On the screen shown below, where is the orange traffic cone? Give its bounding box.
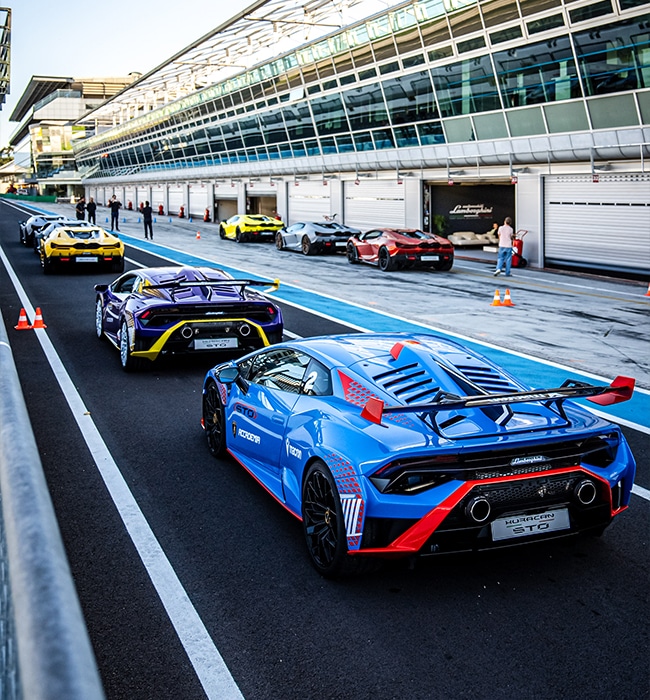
[196,231,201,240]
[645,283,650,297]
[502,289,515,307]
[32,307,47,329]
[14,308,32,330]
[490,290,502,306]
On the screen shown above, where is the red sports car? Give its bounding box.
[346,228,454,272]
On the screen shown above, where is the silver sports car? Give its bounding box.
[275,220,361,255]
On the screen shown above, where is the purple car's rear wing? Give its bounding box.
[145,278,280,292]
[360,376,635,425]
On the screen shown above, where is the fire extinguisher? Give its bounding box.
[158,204,164,215]
[203,208,210,222]
[179,206,185,218]
[127,201,133,210]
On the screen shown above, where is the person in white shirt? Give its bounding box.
[493,216,514,276]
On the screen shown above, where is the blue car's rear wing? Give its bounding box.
[360,376,635,425]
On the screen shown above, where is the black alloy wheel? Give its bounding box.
[346,242,359,264]
[275,232,284,250]
[219,225,226,239]
[235,227,244,243]
[433,257,454,271]
[203,381,227,457]
[378,246,395,272]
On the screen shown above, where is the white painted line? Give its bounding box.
[632,484,650,501]
[0,246,244,700]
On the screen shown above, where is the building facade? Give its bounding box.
[74,0,650,276]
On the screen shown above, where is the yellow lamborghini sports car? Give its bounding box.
[39,224,125,274]
[218,214,284,243]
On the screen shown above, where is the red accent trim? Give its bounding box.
[349,466,617,557]
[361,397,384,424]
[227,449,302,521]
[390,342,405,360]
[587,375,635,405]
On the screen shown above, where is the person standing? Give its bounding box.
[75,197,86,221]
[142,201,153,240]
[109,196,122,232]
[493,216,514,277]
[86,197,97,224]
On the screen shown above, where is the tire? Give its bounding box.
[95,298,105,340]
[301,236,314,256]
[235,227,244,243]
[219,225,226,239]
[275,232,284,251]
[301,460,379,578]
[119,320,145,372]
[517,257,528,268]
[112,257,125,273]
[433,258,454,272]
[378,246,395,272]
[42,256,53,275]
[202,381,227,458]
[346,243,359,264]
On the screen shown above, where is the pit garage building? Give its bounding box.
[73,0,650,277]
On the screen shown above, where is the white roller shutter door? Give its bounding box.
[189,184,210,217]
[344,180,406,230]
[168,185,184,214]
[151,185,165,212]
[136,187,149,207]
[288,181,331,223]
[124,186,136,209]
[544,175,650,273]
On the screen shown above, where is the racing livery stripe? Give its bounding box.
[340,494,363,538]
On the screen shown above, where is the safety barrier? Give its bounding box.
[0,313,105,700]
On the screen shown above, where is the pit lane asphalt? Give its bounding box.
[0,200,648,700]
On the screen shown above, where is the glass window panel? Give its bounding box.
[305,139,320,155]
[490,25,523,45]
[383,70,438,124]
[390,6,419,32]
[259,111,288,143]
[573,15,650,96]
[342,84,389,131]
[367,14,392,41]
[282,102,316,140]
[267,145,280,159]
[334,53,354,73]
[372,129,396,149]
[420,17,451,46]
[472,112,508,139]
[449,8,484,37]
[457,36,487,53]
[322,79,338,90]
[417,120,446,145]
[320,137,337,154]
[394,124,419,147]
[494,36,581,107]
[620,0,650,7]
[481,0,521,28]
[307,85,322,94]
[238,116,263,147]
[394,27,423,55]
[353,131,375,150]
[340,74,357,85]
[588,94,640,128]
[506,106,547,135]
[527,15,565,34]
[403,54,426,68]
[336,134,355,152]
[519,0,561,15]
[431,56,501,116]
[543,101,589,131]
[373,36,397,61]
[442,116,474,142]
[287,69,303,88]
[569,1,613,24]
[428,45,454,62]
[279,142,293,158]
[311,95,350,135]
[638,90,650,122]
[316,59,335,78]
[256,147,269,161]
[291,142,307,157]
[379,61,401,75]
[352,44,374,70]
[221,122,243,150]
[359,67,377,80]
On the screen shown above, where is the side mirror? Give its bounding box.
[217,365,249,393]
[94,284,109,293]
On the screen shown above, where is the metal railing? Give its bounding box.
[0,312,105,700]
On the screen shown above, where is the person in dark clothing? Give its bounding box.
[86,197,97,224]
[142,201,153,239]
[75,197,86,220]
[109,196,122,231]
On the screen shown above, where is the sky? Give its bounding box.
[1,0,253,151]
